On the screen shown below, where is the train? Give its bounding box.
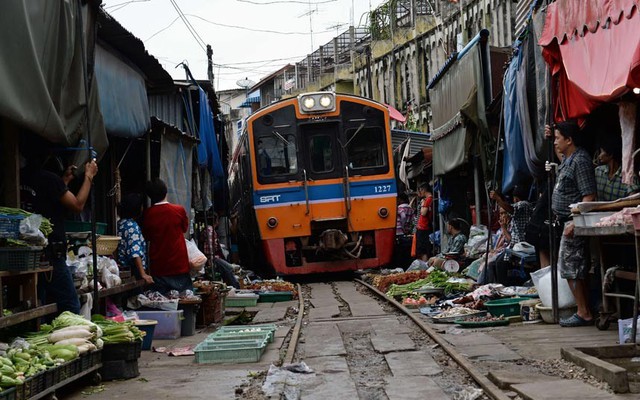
[228,91,397,276]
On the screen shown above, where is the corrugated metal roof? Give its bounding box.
[97,10,174,92]
[391,129,432,158]
[148,93,187,133]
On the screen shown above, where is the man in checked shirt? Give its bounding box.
[545,121,596,327]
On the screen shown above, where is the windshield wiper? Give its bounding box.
[341,123,365,149]
[272,130,291,146]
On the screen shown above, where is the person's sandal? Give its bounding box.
[560,313,594,327]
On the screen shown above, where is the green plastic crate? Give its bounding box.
[219,323,277,335]
[194,338,267,364]
[258,291,293,303]
[224,295,258,308]
[208,330,273,343]
[64,220,107,234]
[484,297,524,318]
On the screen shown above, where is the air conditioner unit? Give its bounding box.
[230,109,241,119]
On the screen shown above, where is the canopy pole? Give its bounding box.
[485,101,504,272]
[76,0,99,316]
[473,156,482,226]
[547,74,559,324]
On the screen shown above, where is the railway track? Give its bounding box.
[277,279,511,400]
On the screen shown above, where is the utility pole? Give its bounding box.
[207,44,214,87]
[365,45,373,99]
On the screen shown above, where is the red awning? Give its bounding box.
[385,103,407,123]
[539,0,640,122]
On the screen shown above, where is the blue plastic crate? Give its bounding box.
[0,214,23,239]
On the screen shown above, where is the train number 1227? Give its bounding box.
[374,185,391,193]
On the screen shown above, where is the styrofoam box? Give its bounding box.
[135,310,184,339]
[584,211,615,226]
[618,317,640,344]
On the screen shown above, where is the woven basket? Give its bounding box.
[96,235,121,256]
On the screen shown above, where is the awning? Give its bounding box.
[239,96,260,108]
[385,104,407,123]
[0,1,107,157]
[95,45,150,138]
[429,31,493,176]
[540,0,640,121]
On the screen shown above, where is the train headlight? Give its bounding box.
[319,95,333,108]
[267,217,278,228]
[302,97,315,110]
[298,92,336,113]
[378,207,389,218]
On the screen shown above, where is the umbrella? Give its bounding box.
[385,103,407,123]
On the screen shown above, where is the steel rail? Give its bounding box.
[355,279,510,400]
[283,283,305,364]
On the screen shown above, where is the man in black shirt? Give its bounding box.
[21,158,98,314]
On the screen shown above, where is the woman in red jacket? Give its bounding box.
[142,179,192,294]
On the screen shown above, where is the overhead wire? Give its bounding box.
[168,0,206,52]
[237,0,336,4]
[185,14,335,35]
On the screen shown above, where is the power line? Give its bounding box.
[170,0,207,48]
[215,55,304,66]
[237,0,336,4]
[186,14,335,35]
[168,0,206,52]
[104,0,151,12]
[144,13,337,42]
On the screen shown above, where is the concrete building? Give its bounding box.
[353,0,516,132]
[217,88,251,154]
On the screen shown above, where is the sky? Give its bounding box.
[102,0,386,91]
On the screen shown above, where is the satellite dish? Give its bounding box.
[236,77,255,89]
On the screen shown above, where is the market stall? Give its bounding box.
[571,200,640,341]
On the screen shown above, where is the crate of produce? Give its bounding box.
[194,338,268,364]
[0,214,23,239]
[18,371,46,400]
[208,330,273,343]
[56,358,80,383]
[0,247,43,271]
[102,342,141,362]
[79,350,102,370]
[484,297,524,318]
[101,359,139,381]
[197,290,226,326]
[0,387,16,400]
[135,310,183,339]
[225,294,259,308]
[258,291,294,303]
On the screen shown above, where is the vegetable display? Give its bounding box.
[0,207,53,237]
[373,271,429,293]
[385,270,473,297]
[92,315,145,344]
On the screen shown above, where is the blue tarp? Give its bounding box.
[197,88,225,193]
[95,45,150,138]
[502,50,530,193]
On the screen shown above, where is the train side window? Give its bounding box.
[346,127,386,170]
[256,135,298,177]
[308,135,334,173]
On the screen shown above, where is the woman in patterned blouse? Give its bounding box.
[117,194,154,285]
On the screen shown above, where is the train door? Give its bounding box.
[300,121,345,215]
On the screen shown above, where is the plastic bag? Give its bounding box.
[185,239,207,270]
[530,265,576,308]
[19,214,47,245]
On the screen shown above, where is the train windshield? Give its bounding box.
[255,134,298,178]
[308,135,334,173]
[345,126,386,170]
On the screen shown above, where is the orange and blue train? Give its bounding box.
[228,92,397,276]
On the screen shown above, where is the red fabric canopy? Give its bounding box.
[385,103,407,123]
[539,0,640,122]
